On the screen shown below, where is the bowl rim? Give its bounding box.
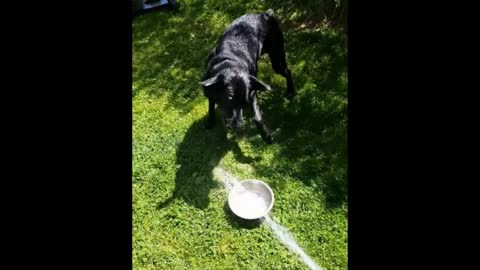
[227,179,275,220]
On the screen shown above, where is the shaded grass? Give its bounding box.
[133,0,347,269]
[262,0,347,30]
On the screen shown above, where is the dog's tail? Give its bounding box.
[265,8,274,17]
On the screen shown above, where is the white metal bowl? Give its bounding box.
[228,179,274,220]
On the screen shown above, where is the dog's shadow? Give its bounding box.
[158,116,256,210]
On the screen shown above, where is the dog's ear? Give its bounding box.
[249,75,271,91]
[199,75,219,87]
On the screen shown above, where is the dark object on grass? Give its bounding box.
[200,9,295,144]
[132,0,178,16]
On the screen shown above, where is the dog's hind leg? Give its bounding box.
[268,48,295,99]
[266,23,295,99]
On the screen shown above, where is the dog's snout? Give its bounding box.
[233,117,244,129]
[224,107,245,130]
[224,117,244,130]
[224,115,235,130]
[225,121,234,130]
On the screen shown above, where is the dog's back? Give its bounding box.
[204,9,280,79]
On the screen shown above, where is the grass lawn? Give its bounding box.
[133,1,347,269]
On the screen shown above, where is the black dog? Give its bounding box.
[199,9,295,144]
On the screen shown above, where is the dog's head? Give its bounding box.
[200,70,271,129]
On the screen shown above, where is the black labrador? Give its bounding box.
[199,9,295,144]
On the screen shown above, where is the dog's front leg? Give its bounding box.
[205,98,216,129]
[252,94,272,144]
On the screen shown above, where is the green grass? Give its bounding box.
[133,1,347,269]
